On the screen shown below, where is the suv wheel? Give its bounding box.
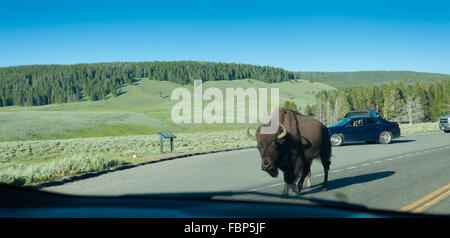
[330,133,343,146]
[379,131,393,144]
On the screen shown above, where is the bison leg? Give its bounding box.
[282,183,298,196]
[289,183,298,194]
[307,171,311,188]
[282,183,289,197]
[296,169,308,194]
[322,166,329,191]
[282,171,298,196]
[282,183,298,197]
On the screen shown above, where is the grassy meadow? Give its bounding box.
[0,153,127,186]
[399,122,441,135]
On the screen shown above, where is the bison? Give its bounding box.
[246,108,331,196]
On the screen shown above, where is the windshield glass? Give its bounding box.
[1,1,449,218]
[331,118,351,127]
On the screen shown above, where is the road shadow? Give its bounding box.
[390,139,415,144]
[302,171,395,195]
[341,140,415,146]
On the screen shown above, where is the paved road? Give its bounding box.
[43,131,450,215]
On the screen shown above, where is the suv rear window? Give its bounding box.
[345,112,370,117]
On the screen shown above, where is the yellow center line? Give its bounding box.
[399,183,450,213]
[412,190,450,213]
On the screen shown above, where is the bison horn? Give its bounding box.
[277,124,287,139]
[246,127,257,141]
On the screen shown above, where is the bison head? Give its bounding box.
[247,123,287,177]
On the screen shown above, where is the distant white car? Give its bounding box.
[439,115,450,133]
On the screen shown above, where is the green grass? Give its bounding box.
[0,111,168,141]
[0,130,256,163]
[400,122,441,135]
[0,153,128,186]
[57,125,158,139]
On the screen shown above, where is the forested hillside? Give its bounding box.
[305,81,450,125]
[0,61,294,107]
[2,61,449,109]
[296,71,450,89]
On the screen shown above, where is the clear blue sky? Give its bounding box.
[1,0,450,73]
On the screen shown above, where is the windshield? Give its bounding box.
[1,1,449,218]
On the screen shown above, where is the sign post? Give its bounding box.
[157,132,176,153]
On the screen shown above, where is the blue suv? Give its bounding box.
[328,116,401,146]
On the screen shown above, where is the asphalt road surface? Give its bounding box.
[42,131,450,215]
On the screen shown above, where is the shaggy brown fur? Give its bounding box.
[247,108,331,196]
